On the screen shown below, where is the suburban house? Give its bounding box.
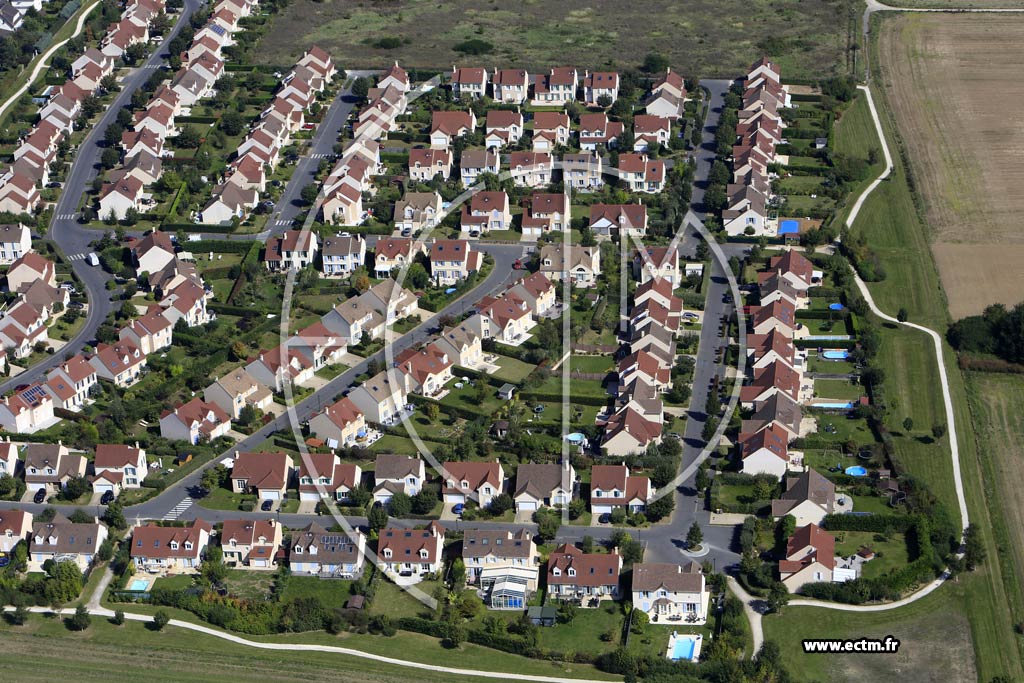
[379,61,410,93]
[562,152,604,191]
[441,461,504,508]
[408,147,452,181]
[220,519,282,569]
[764,250,816,291]
[430,110,476,148]
[739,423,796,477]
[513,462,576,512]
[322,296,384,346]
[578,112,624,150]
[0,384,57,434]
[475,293,536,345]
[394,191,443,233]
[631,562,709,623]
[582,70,619,106]
[203,368,274,420]
[602,406,663,456]
[589,464,652,516]
[634,245,681,286]
[264,229,319,271]
[779,523,836,593]
[159,398,232,445]
[450,66,488,99]
[645,69,687,119]
[0,223,30,264]
[463,527,538,609]
[461,191,512,233]
[0,509,32,553]
[507,271,557,317]
[395,343,454,397]
[245,344,317,392]
[546,544,622,602]
[0,441,19,479]
[745,393,803,440]
[229,451,291,501]
[521,192,568,237]
[348,370,408,425]
[132,232,176,276]
[618,153,666,193]
[508,151,553,189]
[289,524,366,577]
[531,111,571,151]
[99,175,146,221]
[491,68,529,103]
[739,360,801,407]
[460,148,500,187]
[632,115,672,152]
[430,239,483,285]
[30,514,108,573]
[308,396,366,449]
[91,443,147,494]
[377,522,445,581]
[297,453,362,503]
[373,454,425,503]
[130,520,212,573]
[118,310,173,355]
[531,67,578,106]
[538,244,601,287]
[435,321,484,368]
[88,340,148,387]
[771,469,837,527]
[484,109,524,148]
[23,443,86,495]
[44,354,98,412]
[373,237,425,278]
[362,278,419,323]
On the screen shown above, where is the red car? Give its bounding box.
[513,259,523,270]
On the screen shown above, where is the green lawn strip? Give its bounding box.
[812,378,864,401]
[0,614,612,682]
[491,355,537,384]
[570,354,614,374]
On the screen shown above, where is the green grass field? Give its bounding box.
[253,0,852,81]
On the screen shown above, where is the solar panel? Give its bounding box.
[20,385,48,405]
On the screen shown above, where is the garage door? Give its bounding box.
[300,491,319,502]
[443,493,465,504]
[261,490,280,500]
[94,483,114,494]
[517,501,537,512]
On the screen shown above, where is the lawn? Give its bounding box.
[280,575,355,609]
[535,602,667,659]
[812,378,865,401]
[199,486,256,511]
[253,0,850,82]
[223,569,276,601]
[833,530,910,580]
[0,613,616,682]
[763,588,977,683]
[152,574,196,592]
[370,434,444,455]
[490,355,537,384]
[531,374,609,399]
[571,354,614,374]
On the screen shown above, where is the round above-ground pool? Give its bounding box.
[829,303,845,311]
[821,349,850,360]
[845,466,868,477]
[566,432,585,444]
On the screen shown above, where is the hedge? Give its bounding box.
[176,116,218,124]
[184,239,256,254]
[517,391,608,407]
[795,309,849,321]
[161,222,236,234]
[208,302,257,317]
[794,338,856,350]
[821,512,912,534]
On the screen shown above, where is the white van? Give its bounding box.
[86,253,100,266]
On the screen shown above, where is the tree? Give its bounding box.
[686,521,703,549]
[100,146,120,169]
[353,270,370,293]
[449,557,466,587]
[630,608,648,634]
[568,497,586,520]
[69,603,91,631]
[368,504,388,531]
[12,603,29,625]
[124,207,140,226]
[932,423,947,440]
[766,582,790,613]
[200,545,228,585]
[388,491,412,517]
[220,109,245,136]
[300,183,319,205]
[351,76,372,99]
[60,476,90,501]
[646,495,674,522]
[581,535,595,554]
[411,485,438,515]
[897,307,909,323]
[557,600,577,624]
[176,126,202,149]
[534,509,560,541]
[964,523,987,570]
[113,609,125,625]
[442,621,466,648]
[609,507,627,525]
[488,493,513,515]
[903,417,914,433]
[152,610,170,630]
[642,52,670,73]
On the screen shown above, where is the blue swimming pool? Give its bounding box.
[128,578,150,591]
[845,466,868,477]
[671,637,697,661]
[821,350,850,360]
[829,303,845,311]
[566,432,585,444]
[779,219,800,234]
[814,401,856,410]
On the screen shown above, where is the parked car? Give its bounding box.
[100,491,115,505]
[261,499,273,511]
[452,503,465,516]
[33,489,46,504]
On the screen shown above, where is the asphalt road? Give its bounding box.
[0,0,204,395]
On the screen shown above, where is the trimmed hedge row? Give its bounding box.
[517,391,608,407]
[161,222,236,234]
[821,512,912,534]
[185,239,256,254]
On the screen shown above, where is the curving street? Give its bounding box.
[0,0,205,395]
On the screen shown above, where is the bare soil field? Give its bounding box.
[877,14,1024,317]
[254,0,851,80]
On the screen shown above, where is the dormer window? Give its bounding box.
[383,548,392,558]
[169,541,179,550]
[567,568,576,577]
[184,541,193,550]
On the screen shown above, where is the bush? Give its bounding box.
[152,610,170,630]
